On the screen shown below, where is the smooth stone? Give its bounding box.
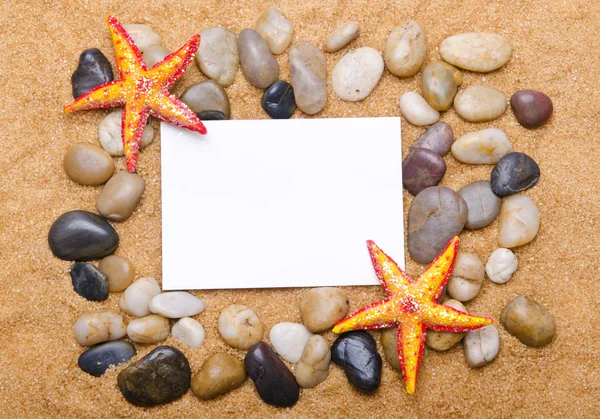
[410,122,454,156]
[117,346,191,407]
[402,148,446,196]
[74,310,127,347]
[331,331,382,392]
[149,292,205,319]
[446,252,485,302]
[458,181,501,229]
[218,304,264,350]
[70,262,109,302]
[180,80,231,119]
[195,28,239,87]
[172,317,205,349]
[451,128,512,164]
[122,24,162,53]
[295,335,331,388]
[491,152,540,197]
[127,314,170,344]
[426,299,468,351]
[486,248,518,284]
[142,45,171,68]
[48,210,119,261]
[269,322,313,363]
[238,29,279,88]
[96,171,145,222]
[197,110,227,120]
[245,342,299,407]
[454,85,507,122]
[323,21,360,53]
[255,8,293,55]
[119,277,161,317]
[440,32,512,73]
[380,328,400,371]
[78,341,136,377]
[399,92,440,126]
[71,48,114,99]
[510,90,553,128]
[191,353,246,400]
[497,195,540,248]
[261,80,296,119]
[332,47,384,102]
[98,110,154,156]
[299,287,350,333]
[384,20,427,77]
[501,296,555,347]
[288,42,327,114]
[63,143,114,186]
[98,255,134,292]
[463,325,500,367]
[407,187,468,264]
[421,61,463,111]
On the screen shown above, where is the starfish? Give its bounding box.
[332,236,492,395]
[64,16,206,172]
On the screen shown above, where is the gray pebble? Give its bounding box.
[458,181,501,229]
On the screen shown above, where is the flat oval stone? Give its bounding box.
[331,331,382,392]
[463,325,500,367]
[261,80,296,119]
[410,122,454,156]
[299,287,349,333]
[98,110,154,156]
[458,181,501,229]
[142,45,170,68]
[238,29,279,88]
[98,255,134,292]
[117,346,191,407]
[399,92,440,126]
[119,277,161,317]
[452,128,512,164]
[245,342,299,407]
[402,148,446,196]
[48,210,119,261]
[426,299,467,350]
[440,32,512,72]
[96,171,145,222]
[78,340,136,377]
[180,80,231,119]
[196,110,227,121]
[510,90,553,128]
[501,296,555,347]
[192,353,246,400]
[269,322,313,363]
[71,48,114,99]
[172,317,205,349]
[288,42,327,114]
[384,20,427,77]
[380,328,400,371]
[122,24,162,53]
[446,252,485,302]
[454,85,507,122]
[486,248,518,284]
[70,262,109,301]
[149,291,205,319]
[255,8,293,55]
[218,304,264,350]
[74,309,127,347]
[127,314,170,344]
[295,335,331,388]
[64,143,115,186]
[491,152,540,197]
[324,21,360,53]
[332,47,384,102]
[408,187,468,264]
[195,28,239,87]
[421,61,463,111]
[498,195,540,248]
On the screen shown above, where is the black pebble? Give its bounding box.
[196,110,228,120]
[261,80,296,119]
[70,262,109,301]
[491,152,540,197]
[78,341,136,377]
[331,331,382,392]
[71,48,114,99]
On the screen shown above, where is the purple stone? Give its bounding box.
[402,148,447,196]
[510,90,553,128]
[409,122,454,156]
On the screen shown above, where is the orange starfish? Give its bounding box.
[64,16,206,172]
[333,236,492,395]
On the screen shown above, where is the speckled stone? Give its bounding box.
[331,331,382,393]
[402,148,446,196]
[192,353,246,400]
[261,80,296,119]
[238,29,279,88]
[71,48,114,99]
[195,28,239,87]
[409,122,454,156]
[454,85,507,122]
[180,80,231,119]
[98,255,134,292]
[323,21,360,53]
[255,8,294,54]
[491,152,540,197]
[421,61,463,111]
[78,341,136,377]
[288,42,327,114]
[70,262,109,301]
[96,172,145,222]
[63,143,114,186]
[501,296,555,347]
[510,90,553,128]
[333,47,384,102]
[440,32,512,73]
[498,195,540,248]
[384,20,427,77]
[458,181,501,229]
[452,128,512,164]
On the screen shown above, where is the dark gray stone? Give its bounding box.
[409,121,454,156]
[261,80,296,119]
[331,331,382,393]
[510,90,553,128]
[491,152,540,197]
[458,181,501,229]
[402,148,446,196]
[196,110,227,120]
[71,48,114,99]
[70,262,109,301]
[78,341,136,377]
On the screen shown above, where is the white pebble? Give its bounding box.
[384,20,427,77]
[172,317,206,349]
[498,195,541,248]
[74,310,127,347]
[127,314,170,344]
[323,21,360,53]
[269,322,313,363]
[195,28,239,87]
[122,24,162,53]
[98,110,154,156]
[218,304,264,350]
[486,248,518,284]
[463,325,500,367]
[399,91,440,126]
[447,252,485,302]
[255,8,294,54]
[451,128,512,164]
[119,277,161,317]
[142,45,171,68]
[332,47,384,102]
[149,291,205,319]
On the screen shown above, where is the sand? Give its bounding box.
[1,0,599,417]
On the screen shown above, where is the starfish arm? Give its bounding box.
[149,92,207,135]
[63,81,125,113]
[367,240,413,296]
[416,236,460,301]
[398,320,426,395]
[332,298,398,334]
[107,15,146,76]
[146,34,201,88]
[122,101,150,172]
[422,302,493,332]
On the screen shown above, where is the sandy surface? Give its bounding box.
[1,0,599,417]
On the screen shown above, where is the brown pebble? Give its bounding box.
[98,255,134,292]
[63,144,114,186]
[501,295,556,347]
[191,353,246,400]
[510,90,553,128]
[380,328,400,371]
[96,171,145,221]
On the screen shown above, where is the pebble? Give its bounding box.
[510,90,553,128]
[299,287,350,333]
[78,341,136,377]
[63,143,114,186]
[409,122,454,156]
[269,322,313,363]
[324,21,360,53]
[142,45,170,68]
[458,181,501,229]
[491,152,540,197]
[295,335,331,388]
[197,110,227,120]
[501,296,555,347]
[421,61,463,111]
[463,325,500,367]
[245,342,299,407]
[426,299,468,350]
[399,92,440,126]
[331,331,382,392]
[74,310,127,347]
[48,210,119,261]
[191,353,246,400]
[440,32,512,73]
[383,20,427,77]
[261,80,296,119]
[402,148,446,196]
[119,277,161,317]
[96,171,145,222]
[127,314,170,344]
[255,8,293,54]
[486,248,518,284]
[446,252,485,302]
[70,262,109,301]
[238,29,279,88]
[454,85,507,122]
[218,304,264,350]
[172,317,205,349]
[451,128,512,164]
[407,187,468,264]
[180,80,231,120]
[149,292,205,319]
[98,255,134,292]
[498,195,540,248]
[117,346,191,407]
[98,110,154,156]
[71,48,114,99]
[288,42,327,114]
[380,328,400,371]
[122,24,162,53]
[332,47,384,102]
[195,28,239,87]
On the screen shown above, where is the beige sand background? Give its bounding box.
[1,0,599,417]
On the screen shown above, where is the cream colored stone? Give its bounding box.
[384,20,427,77]
[127,314,170,344]
[324,21,360,53]
[149,292,205,319]
[255,8,293,54]
[332,47,384,101]
[447,252,485,302]
[295,335,331,388]
[399,91,439,126]
[426,300,468,350]
[98,110,154,157]
[122,24,162,53]
[142,45,171,68]
[119,277,161,317]
[269,322,313,363]
[498,195,540,248]
[195,28,239,87]
[172,317,206,349]
[74,310,127,347]
[218,304,264,350]
[451,128,512,164]
[454,85,507,122]
[440,32,512,72]
[463,325,500,367]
